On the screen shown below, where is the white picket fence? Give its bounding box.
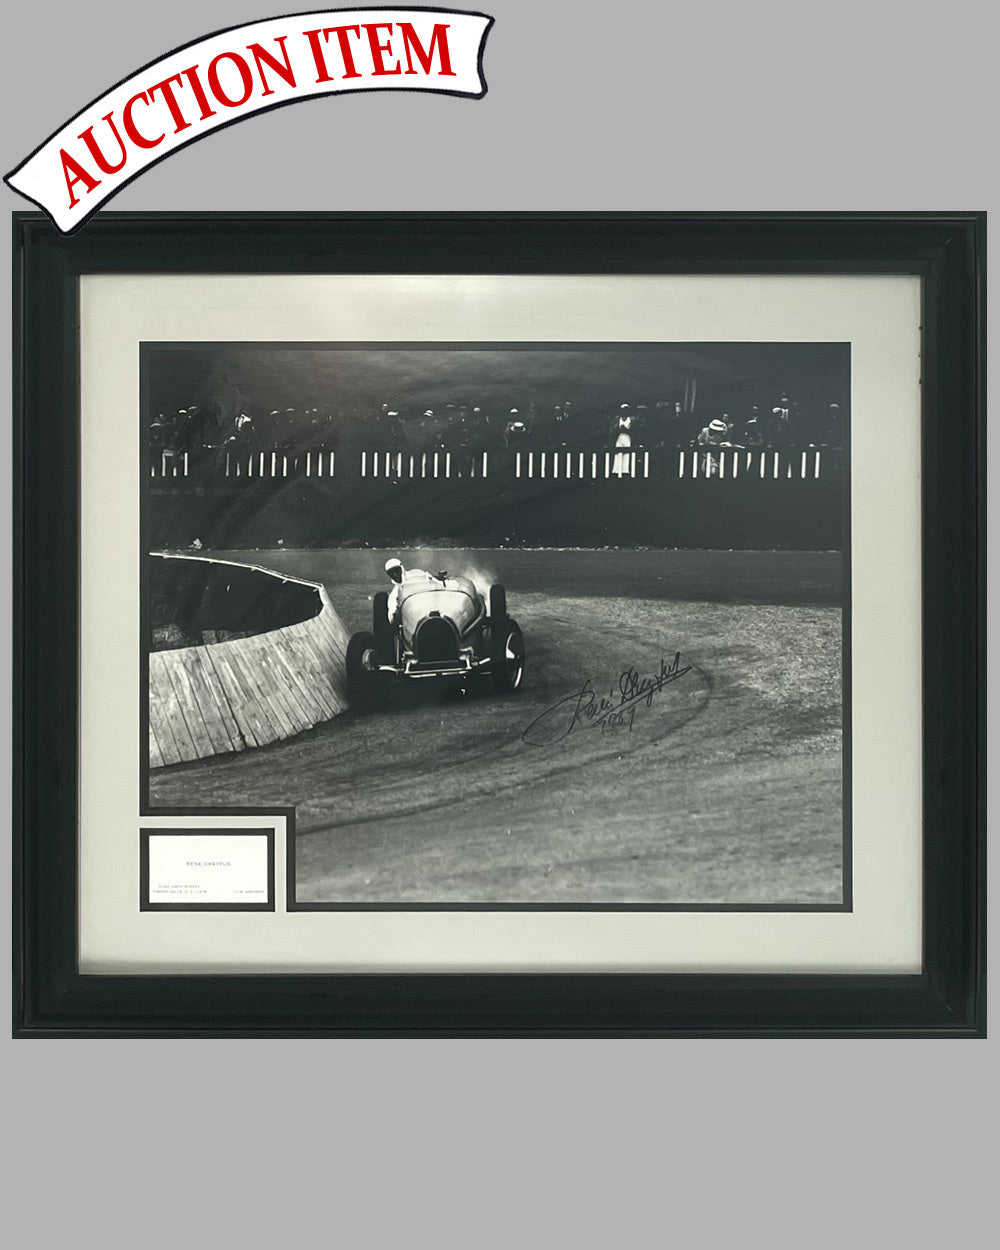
[360,450,489,480]
[514,449,651,480]
[678,448,824,481]
[222,449,333,479]
[150,446,830,482]
[150,450,190,478]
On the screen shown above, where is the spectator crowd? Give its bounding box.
[149,390,844,470]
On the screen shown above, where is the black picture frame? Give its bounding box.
[12,211,985,1037]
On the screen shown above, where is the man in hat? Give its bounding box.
[503,409,527,447]
[696,416,731,476]
[384,558,437,621]
[740,411,765,448]
[767,393,798,447]
[697,416,730,447]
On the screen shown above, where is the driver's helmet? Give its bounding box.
[384,558,404,583]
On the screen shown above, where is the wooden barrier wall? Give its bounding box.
[149,559,352,769]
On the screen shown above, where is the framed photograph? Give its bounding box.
[13,212,985,1036]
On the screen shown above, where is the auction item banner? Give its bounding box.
[5,8,493,233]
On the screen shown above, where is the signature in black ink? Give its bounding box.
[521,653,692,747]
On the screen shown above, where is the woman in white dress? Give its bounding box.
[611,404,634,477]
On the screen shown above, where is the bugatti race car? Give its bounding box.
[345,572,524,710]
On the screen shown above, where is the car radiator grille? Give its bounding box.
[414,616,459,663]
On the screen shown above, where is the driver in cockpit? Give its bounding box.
[384,557,438,620]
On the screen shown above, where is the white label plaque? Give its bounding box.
[142,831,273,909]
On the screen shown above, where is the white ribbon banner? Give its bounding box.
[5,8,493,233]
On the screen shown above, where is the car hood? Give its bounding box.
[399,576,482,643]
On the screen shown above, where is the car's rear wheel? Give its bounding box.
[372,591,393,662]
[346,630,380,712]
[491,619,525,692]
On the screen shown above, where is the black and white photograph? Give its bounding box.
[143,340,849,910]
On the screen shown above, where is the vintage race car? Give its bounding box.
[346,572,524,709]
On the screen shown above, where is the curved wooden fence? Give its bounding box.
[148,555,352,768]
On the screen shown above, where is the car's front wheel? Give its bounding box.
[372,591,394,662]
[491,619,525,692]
[489,583,507,622]
[346,630,380,712]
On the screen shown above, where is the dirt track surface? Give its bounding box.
[149,549,844,905]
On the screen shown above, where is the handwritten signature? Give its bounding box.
[521,653,692,747]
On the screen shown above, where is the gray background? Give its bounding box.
[2,2,994,1246]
